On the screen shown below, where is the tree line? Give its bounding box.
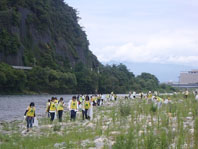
[0,62,176,94]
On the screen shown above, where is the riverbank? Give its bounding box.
[0,90,47,95]
[0,94,197,148]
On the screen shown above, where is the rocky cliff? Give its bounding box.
[0,0,99,69]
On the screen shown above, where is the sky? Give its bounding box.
[66,0,198,82]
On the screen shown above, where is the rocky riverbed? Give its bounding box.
[0,95,197,149]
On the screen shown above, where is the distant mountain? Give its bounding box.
[0,0,99,70]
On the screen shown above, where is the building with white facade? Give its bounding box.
[179,70,198,84]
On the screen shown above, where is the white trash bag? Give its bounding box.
[88,103,93,120]
[33,117,39,127]
[196,95,198,101]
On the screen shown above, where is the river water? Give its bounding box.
[0,95,73,122]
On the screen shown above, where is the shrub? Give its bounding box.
[119,101,131,117]
[150,103,157,113]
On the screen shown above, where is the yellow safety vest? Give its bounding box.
[50,102,56,111]
[54,99,58,104]
[26,107,35,117]
[71,100,77,110]
[157,97,163,102]
[148,93,152,98]
[46,102,50,111]
[57,102,64,111]
[79,97,83,102]
[91,97,94,102]
[84,101,90,109]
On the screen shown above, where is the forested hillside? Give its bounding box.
[0,0,176,94]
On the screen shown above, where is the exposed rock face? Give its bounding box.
[0,0,100,69]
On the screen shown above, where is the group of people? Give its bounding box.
[105,92,118,101]
[24,94,110,132]
[46,97,65,122]
[26,90,195,132]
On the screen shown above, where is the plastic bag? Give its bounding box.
[33,117,39,127]
[196,95,198,101]
[88,103,93,120]
[23,116,26,123]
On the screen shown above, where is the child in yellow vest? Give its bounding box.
[24,102,36,132]
[57,97,64,122]
[49,97,56,122]
[185,90,189,99]
[68,96,78,121]
[84,96,91,120]
[147,91,152,100]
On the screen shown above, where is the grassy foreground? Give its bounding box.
[0,94,198,149]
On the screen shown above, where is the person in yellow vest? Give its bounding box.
[54,97,58,104]
[49,97,56,122]
[93,95,97,106]
[24,102,36,132]
[140,92,144,99]
[68,96,78,121]
[147,91,152,100]
[57,97,64,122]
[185,90,189,99]
[156,96,164,108]
[84,96,91,120]
[114,94,117,101]
[79,96,83,104]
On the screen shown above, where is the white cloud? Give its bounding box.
[94,30,198,66]
[67,0,198,68]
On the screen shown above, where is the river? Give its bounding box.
[0,95,73,122]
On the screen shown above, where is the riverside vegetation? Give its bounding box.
[0,62,176,94]
[0,93,197,149]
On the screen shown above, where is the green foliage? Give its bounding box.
[159,83,176,93]
[194,118,198,148]
[27,66,77,93]
[53,125,61,131]
[75,62,98,94]
[0,29,20,55]
[136,72,159,91]
[150,103,157,113]
[119,101,131,117]
[113,128,135,149]
[0,62,176,94]
[98,64,135,93]
[0,0,8,11]
[0,63,26,93]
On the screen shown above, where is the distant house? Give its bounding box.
[179,70,198,84]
